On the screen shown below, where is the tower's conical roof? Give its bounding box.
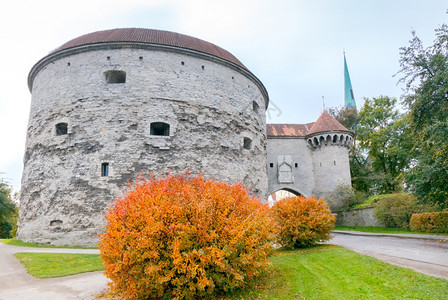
[307,111,350,135]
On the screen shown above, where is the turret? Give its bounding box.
[307,111,353,210]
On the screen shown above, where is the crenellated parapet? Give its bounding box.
[307,131,354,149]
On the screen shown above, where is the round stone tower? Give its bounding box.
[306,111,354,210]
[18,28,269,246]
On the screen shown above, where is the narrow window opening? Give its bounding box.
[252,101,259,113]
[334,161,336,166]
[101,163,109,177]
[55,122,68,136]
[295,163,298,168]
[243,137,252,150]
[201,65,205,70]
[181,61,185,66]
[104,70,126,84]
[232,76,234,80]
[67,62,71,66]
[139,56,143,60]
[320,162,322,167]
[107,56,110,60]
[50,220,63,226]
[270,163,274,168]
[150,122,170,136]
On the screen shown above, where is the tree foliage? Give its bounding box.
[328,99,412,195]
[0,178,18,238]
[398,23,448,209]
[357,96,412,193]
[326,106,360,132]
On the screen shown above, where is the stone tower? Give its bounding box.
[18,28,269,246]
[306,111,353,209]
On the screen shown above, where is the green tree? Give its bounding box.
[398,23,448,209]
[326,106,360,132]
[357,96,412,194]
[0,178,18,238]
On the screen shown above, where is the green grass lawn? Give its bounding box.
[334,225,448,235]
[1,238,96,249]
[13,245,448,299]
[14,252,104,278]
[231,245,448,299]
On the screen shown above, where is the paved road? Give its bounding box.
[330,231,448,280]
[0,242,108,300]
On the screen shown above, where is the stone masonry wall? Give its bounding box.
[336,207,383,227]
[18,47,268,246]
[267,138,315,197]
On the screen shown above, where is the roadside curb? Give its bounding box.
[333,230,448,241]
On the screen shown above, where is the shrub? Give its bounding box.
[327,183,366,211]
[374,193,434,229]
[271,196,335,248]
[410,212,448,233]
[99,173,274,299]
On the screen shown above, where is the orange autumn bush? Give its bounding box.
[99,173,274,299]
[271,196,335,248]
[410,212,448,233]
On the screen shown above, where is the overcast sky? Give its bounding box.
[0,0,447,192]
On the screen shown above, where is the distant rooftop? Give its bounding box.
[267,111,350,137]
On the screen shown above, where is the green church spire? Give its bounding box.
[344,53,356,109]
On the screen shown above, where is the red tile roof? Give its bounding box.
[267,111,350,137]
[50,28,247,70]
[307,111,349,135]
[267,123,314,137]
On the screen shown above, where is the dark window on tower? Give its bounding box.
[243,137,252,150]
[101,163,109,177]
[270,163,274,168]
[295,163,298,168]
[50,220,63,226]
[150,122,170,136]
[253,101,259,113]
[55,122,68,135]
[104,70,126,84]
